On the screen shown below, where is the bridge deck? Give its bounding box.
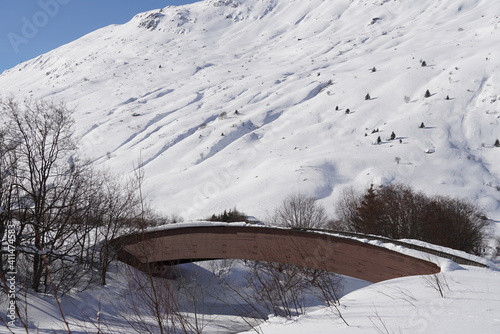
[113,225,441,283]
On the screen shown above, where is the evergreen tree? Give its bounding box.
[365,93,371,100]
[425,90,431,98]
[353,185,383,234]
[390,131,396,140]
[495,139,500,147]
[419,122,425,128]
[421,60,427,67]
[208,208,247,223]
[376,136,382,144]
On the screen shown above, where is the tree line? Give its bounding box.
[266,185,488,255]
[333,183,488,255]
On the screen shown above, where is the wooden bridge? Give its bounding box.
[112,224,441,283]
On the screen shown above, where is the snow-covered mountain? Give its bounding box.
[1,0,500,221]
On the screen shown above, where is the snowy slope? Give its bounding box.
[241,266,500,334]
[0,0,499,222]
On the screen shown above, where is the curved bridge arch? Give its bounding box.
[113,225,440,283]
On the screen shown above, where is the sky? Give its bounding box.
[0,0,198,73]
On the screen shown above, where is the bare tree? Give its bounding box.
[333,186,362,232]
[1,98,148,294]
[376,183,428,239]
[270,193,329,229]
[0,125,18,276]
[1,98,81,292]
[92,170,144,286]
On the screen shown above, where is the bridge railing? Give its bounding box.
[291,227,489,268]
